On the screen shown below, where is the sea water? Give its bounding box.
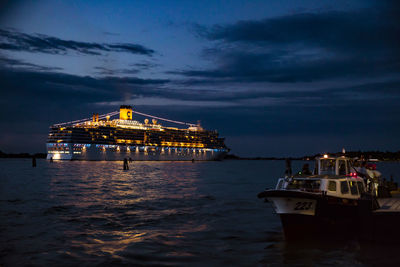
[1,159,400,266]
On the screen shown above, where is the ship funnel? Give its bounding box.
[120,105,133,120]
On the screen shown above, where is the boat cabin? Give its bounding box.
[275,155,366,199]
[316,155,351,176]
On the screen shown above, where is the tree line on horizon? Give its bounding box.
[225,150,400,161]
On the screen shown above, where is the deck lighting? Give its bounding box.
[323,154,328,158]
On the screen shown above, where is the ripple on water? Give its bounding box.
[1,159,400,266]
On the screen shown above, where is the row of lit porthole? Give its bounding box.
[48,143,227,153]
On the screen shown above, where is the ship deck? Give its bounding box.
[375,191,400,213]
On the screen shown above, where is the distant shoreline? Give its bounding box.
[0,151,47,159]
[1,150,400,161]
[224,151,400,161]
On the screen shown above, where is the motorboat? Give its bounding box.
[258,155,379,241]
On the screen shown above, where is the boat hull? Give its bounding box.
[268,197,317,216]
[279,214,360,241]
[46,143,227,161]
[261,190,373,241]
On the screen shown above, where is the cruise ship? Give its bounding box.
[46,105,229,161]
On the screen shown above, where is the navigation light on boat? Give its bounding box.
[347,172,358,178]
[323,154,328,158]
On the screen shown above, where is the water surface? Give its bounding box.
[1,159,400,266]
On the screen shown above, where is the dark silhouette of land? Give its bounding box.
[225,150,400,161]
[0,150,46,159]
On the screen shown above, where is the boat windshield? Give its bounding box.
[320,159,336,175]
[285,179,321,191]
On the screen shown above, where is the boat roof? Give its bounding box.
[289,175,362,180]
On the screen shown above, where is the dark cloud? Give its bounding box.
[2,64,399,110]
[199,10,400,53]
[101,76,168,85]
[0,55,63,71]
[180,2,400,83]
[1,64,400,155]
[178,79,400,107]
[0,66,176,153]
[0,28,155,55]
[172,50,400,83]
[0,67,170,113]
[4,60,396,114]
[106,44,154,55]
[130,61,160,70]
[94,60,160,76]
[94,66,140,76]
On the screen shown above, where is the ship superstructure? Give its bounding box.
[46,105,228,160]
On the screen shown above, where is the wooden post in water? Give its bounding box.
[123,158,129,170]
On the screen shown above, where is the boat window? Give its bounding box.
[349,181,358,195]
[320,159,336,175]
[357,181,365,194]
[286,179,321,191]
[328,181,337,191]
[340,181,349,194]
[338,160,347,175]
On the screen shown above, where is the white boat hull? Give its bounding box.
[268,197,317,216]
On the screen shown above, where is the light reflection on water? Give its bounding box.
[1,159,400,266]
[46,161,205,260]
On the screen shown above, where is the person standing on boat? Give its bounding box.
[301,163,312,175]
[358,161,368,176]
[367,163,380,196]
[356,161,374,193]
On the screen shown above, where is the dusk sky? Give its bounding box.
[0,0,399,157]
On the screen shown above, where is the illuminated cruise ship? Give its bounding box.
[46,105,229,160]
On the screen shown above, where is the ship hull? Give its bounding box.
[46,143,227,161]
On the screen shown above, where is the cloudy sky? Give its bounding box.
[0,0,399,156]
